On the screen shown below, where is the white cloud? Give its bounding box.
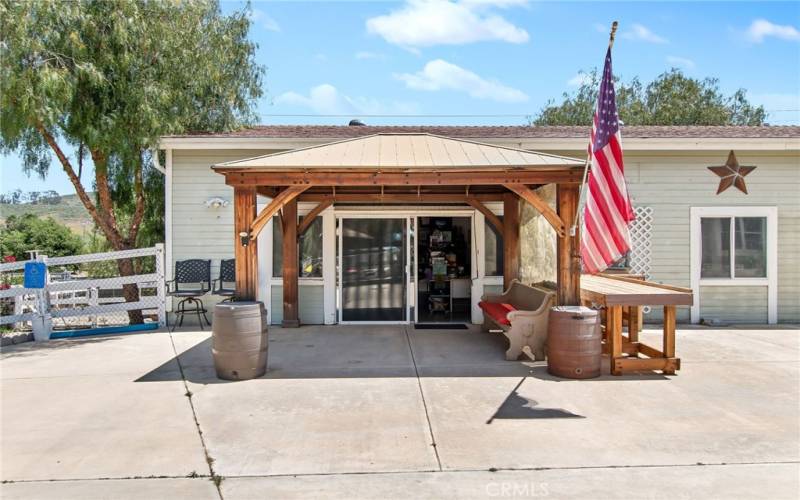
[622,23,668,44]
[249,9,280,32]
[666,55,695,69]
[567,72,592,87]
[395,59,528,102]
[745,19,800,43]
[355,51,385,60]
[366,0,529,49]
[275,84,419,115]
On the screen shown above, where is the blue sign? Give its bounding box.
[24,262,47,289]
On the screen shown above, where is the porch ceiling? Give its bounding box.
[212,133,584,171]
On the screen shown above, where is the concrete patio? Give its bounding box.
[1,324,798,499]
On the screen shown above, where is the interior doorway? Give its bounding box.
[339,217,407,323]
[415,216,472,324]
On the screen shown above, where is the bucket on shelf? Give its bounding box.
[212,301,268,381]
[547,306,601,379]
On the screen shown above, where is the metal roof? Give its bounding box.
[214,133,584,170]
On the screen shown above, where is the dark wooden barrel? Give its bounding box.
[212,301,268,380]
[547,306,601,379]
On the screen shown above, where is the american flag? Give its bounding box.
[580,47,635,274]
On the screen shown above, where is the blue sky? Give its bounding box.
[2,0,799,195]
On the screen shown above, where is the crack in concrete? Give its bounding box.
[167,331,225,500]
[403,325,443,472]
[4,460,797,484]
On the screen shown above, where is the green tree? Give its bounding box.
[534,68,766,126]
[1,0,264,322]
[0,214,84,260]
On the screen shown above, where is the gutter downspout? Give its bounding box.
[151,144,173,315]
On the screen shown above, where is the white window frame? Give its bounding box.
[262,201,330,325]
[690,206,778,324]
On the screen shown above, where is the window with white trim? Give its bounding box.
[272,215,324,278]
[700,216,767,279]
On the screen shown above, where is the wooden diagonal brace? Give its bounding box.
[503,184,566,237]
[250,185,309,239]
[297,198,333,236]
[465,196,502,234]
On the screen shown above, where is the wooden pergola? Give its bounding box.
[212,133,586,326]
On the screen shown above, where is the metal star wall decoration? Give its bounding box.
[708,150,756,195]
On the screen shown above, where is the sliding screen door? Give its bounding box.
[341,218,407,322]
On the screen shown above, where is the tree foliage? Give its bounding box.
[0,214,84,260]
[1,0,264,321]
[534,68,767,126]
[1,0,263,246]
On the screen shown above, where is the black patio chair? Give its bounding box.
[166,259,211,331]
[213,258,236,302]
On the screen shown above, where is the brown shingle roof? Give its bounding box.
[168,125,800,139]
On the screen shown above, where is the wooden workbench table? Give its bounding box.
[580,274,693,375]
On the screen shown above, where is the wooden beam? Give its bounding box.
[607,305,623,376]
[250,186,309,240]
[556,184,581,305]
[233,186,258,301]
[297,199,333,236]
[663,305,676,371]
[282,198,300,328]
[504,183,566,237]
[256,186,278,198]
[221,169,582,187]
[503,193,520,289]
[628,306,641,343]
[614,357,680,374]
[465,196,502,234]
[297,193,506,203]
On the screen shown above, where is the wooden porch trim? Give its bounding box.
[297,199,333,236]
[556,184,580,305]
[503,183,566,238]
[282,198,300,327]
[220,169,582,187]
[250,185,309,240]
[465,196,502,234]
[233,186,258,300]
[502,193,520,289]
[296,193,506,203]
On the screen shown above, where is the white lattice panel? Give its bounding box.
[628,206,653,278]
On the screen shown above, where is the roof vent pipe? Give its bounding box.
[348,119,366,126]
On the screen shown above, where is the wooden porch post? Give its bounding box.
[281,198,300,327]
[503,193,520,290]
[556,184,581,305]
[233,186,258,300]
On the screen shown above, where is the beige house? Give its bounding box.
[158,125,800,325]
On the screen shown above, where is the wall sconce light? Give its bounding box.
[205,197,229,209]
[239,231,251,246]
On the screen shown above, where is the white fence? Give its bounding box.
[0,245,165,340]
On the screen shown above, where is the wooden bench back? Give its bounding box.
[507,281,553,311]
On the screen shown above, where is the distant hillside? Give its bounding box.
[0,193,94,234]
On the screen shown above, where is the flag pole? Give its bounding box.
[570,21,618,238]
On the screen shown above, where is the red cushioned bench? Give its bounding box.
[479,280,555,361]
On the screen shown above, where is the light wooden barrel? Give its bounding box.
[212,301,268,380]
[547,306,601,379]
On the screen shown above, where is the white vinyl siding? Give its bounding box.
[623,153,798,324]
[169,146,800,325]
[170,149,277,315]
[699,286,768,324]
[269,285,325,325]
